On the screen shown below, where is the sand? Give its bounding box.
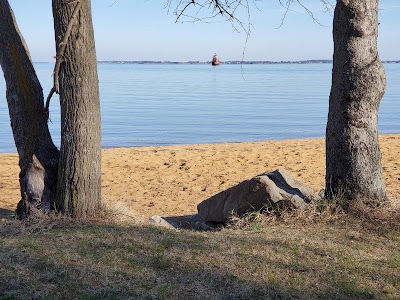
[0,135,399,218]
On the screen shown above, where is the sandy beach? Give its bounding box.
[0,135,399,218]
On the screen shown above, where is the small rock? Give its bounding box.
[149,215,178,229]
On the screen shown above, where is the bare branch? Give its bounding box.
[44,87,56,121]
[166,0,254,35]
[53,1,81,93]
[165,0,333,62]
[277,0,333,28]
[296,0,325,26]
[44,1,81,121]
[276,0,292,29]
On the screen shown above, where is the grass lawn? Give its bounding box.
[0,212,399,300]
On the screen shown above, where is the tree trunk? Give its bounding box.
[0,0,59,218]
[52,0,102,217]
[326,0,386,201]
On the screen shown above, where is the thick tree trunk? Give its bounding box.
[326,0,386,201]
[52,0,102,217]
[0,0,59,218]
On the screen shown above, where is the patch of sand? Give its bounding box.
[0,135,399,218]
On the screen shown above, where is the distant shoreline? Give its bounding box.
[97,60,400,65]
[33,60,400,64]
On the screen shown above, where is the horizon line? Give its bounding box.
[32,59,400,64]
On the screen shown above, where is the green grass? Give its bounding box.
[0,215,399,300]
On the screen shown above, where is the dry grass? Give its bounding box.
[1,204,399,300]
[227,196,400,231]
[1,136,399,299]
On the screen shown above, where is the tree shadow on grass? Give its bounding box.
[0,208,15,220]
[0,222,395,299]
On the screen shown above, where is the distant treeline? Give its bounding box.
[97,60,400,65]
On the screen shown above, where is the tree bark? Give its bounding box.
[0,0,59,217]
[52,0,102,217]
[326,0,386,201]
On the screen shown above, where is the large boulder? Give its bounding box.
[197,169,315,222]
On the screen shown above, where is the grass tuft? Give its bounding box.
[0,198,399,300]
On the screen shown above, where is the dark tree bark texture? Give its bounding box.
[326,0,386,201]
[0,0,59,218]
[52,0,102,217]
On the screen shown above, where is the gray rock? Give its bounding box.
[150,214,217,231]
[149,215,178,229]
[197,169,315,222]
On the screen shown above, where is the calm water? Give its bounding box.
[0,63,399,152]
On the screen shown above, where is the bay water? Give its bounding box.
[0,63,399,153]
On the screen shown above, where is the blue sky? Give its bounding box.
[8,0,400,62]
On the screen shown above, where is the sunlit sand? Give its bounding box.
[1,135,399,218]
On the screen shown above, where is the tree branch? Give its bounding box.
[167,0,253,35]
[166,0,332,63]
[277,0,333,29]
[44,1,81,121]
